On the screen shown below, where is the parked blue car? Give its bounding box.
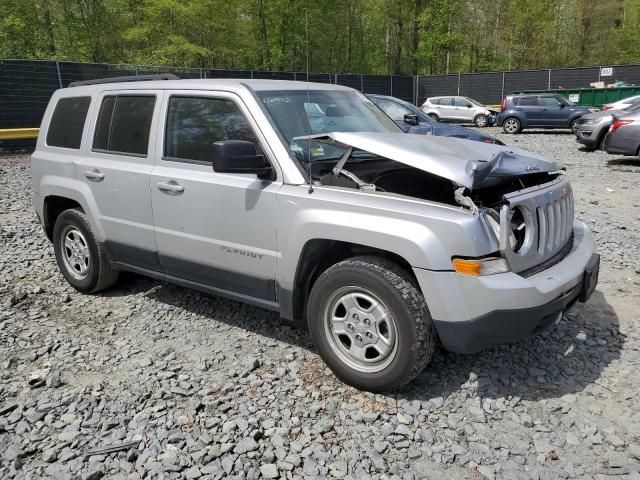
[497,93,593,134]
[368,94,504,145]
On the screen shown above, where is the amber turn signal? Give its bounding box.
[452,257,509,276]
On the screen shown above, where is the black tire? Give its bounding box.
[502,117,521,134]
[570,118,579,133]
[474,114,489,127]
[52,209,118,293]
[307,256,436,392]
[428,113,439,122]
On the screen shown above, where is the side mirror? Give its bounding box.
[558,103,566,108]
[212,140,273,179]
[404,113,419,126]
[466,104,473,108]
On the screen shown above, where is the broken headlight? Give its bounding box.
[484,209,516,250]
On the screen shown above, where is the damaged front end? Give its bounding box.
[295,132,574,274]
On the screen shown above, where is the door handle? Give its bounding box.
[157,181,184,194]
[84,170,105,181]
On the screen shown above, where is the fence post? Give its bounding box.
[548,69,551,89]
[360,75,364,93]
[414,75,419,105]
[501,72,505,99]
[390,76,393,97]
[55,61,63,88]
[457,73,461,96]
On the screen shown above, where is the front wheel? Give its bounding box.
[570,119,579,133]
[474,114,489,127]
[307,256,436,392]
[503,117,521,134]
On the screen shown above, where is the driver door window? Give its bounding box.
[376,99,411,121]
[164,96,261,163]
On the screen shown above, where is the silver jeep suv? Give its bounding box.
[32,76,599,392]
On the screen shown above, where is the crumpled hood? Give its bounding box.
[296,132,559,190]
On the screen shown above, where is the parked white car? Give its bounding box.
[601,94,640,111]
[420,96,497,127]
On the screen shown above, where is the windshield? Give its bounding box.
[558,95,575,106]
[257,90,401,163]
[465,97,484,107]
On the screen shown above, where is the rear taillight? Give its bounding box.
[500,98,506,111]
[610,119,633,134]
[602,104,613,111]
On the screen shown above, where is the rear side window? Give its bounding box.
[429,98,441,105]
[164,96,259,163]
[93,95,156,156]
[516,96,539,106]
[46,97,91,149]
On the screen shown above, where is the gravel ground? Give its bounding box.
[1,131,640,480]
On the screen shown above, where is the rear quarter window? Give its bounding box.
[516,97,539,107]
[46,97,91,149]
[93,95,156,156]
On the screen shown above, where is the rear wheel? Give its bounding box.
[503,117,521,134]
[474,114,489,127]
[53,209,118,293]
[307,256,436,392]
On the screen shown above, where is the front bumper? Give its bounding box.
[413,220,598,353]
[575,123,607,148]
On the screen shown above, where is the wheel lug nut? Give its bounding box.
[364,318,371,326]
[355,334,362,341]
[352,314,359,322]
[366,331,373,338]
[347,324,354,331]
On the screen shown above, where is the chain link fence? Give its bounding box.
[3,59,640,130]
[418,65,640,105]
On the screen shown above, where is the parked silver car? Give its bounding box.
[575,101,640,151]
[420,96,497,127]
[32,76,598,392]
[603,108,640,156]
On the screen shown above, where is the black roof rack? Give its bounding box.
[68,73,180,88]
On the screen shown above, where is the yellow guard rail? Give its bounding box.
[0,128,39,140]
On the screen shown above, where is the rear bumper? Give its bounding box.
[603,132,638,155]
[414,220,598,353]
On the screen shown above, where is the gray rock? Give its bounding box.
[235,437,259,454]
[316,418,334,434]
[260,464,279,479]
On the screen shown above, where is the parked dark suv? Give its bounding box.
[497,94,592,134]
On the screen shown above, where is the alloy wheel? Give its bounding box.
[60,226,91,280]
[323,286,398,373]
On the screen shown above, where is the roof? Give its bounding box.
[62,78,353,94]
